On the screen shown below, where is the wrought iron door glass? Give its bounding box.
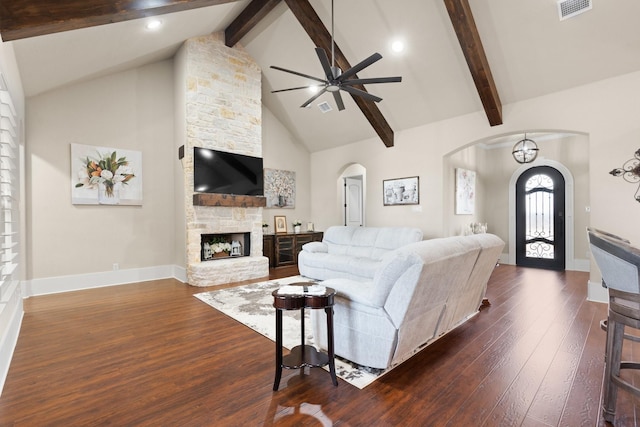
[525,173,555,259]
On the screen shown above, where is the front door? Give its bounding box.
[515,166,565,270]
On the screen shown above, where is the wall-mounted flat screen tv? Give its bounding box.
[193,147,263,196]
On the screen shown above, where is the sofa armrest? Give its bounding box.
[322,278,376,306]
[302,241,328,253]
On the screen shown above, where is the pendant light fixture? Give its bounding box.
[512,133,539,164]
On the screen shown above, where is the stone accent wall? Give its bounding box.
[178,32,268,286]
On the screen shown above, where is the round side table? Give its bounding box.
[272,284,337,391]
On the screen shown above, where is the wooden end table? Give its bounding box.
[272,284,337,391]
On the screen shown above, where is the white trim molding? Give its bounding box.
[0,301,22,396]
[22,264,187,298]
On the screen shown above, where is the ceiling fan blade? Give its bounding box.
[332,91,345,111]
[300,88,328,108]
[315,48,334,81]
[271,86,314,93]
[338,52,383,81]
[270,65,327,84]
[342,76,402,85]
[341,85,383,103]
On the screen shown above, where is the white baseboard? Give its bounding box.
[571,258,590,272]
[22,264,187,298]
[587,280,608,303]
[0,302,23,397]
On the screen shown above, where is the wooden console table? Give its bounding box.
[263,232,323,268]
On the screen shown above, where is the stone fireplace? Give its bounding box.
[176,32,269,286]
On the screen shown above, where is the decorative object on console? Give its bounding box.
[467,222,488,234]
[264,168,296,208]
[609,148,640,202]
[274,216,287,234]
[383,176,419,206]
[71,143,142,206]
[262,222,269,233]
[292,219,302,233]
[512,133,539,164]
[307,222,315,232]
[455,168,475,215]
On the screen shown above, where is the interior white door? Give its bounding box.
[345,177,363,227]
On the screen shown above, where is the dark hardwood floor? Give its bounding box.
[0,265,637,426]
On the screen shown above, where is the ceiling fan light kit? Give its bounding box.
[270,0,402,111]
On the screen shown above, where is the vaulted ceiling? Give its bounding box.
[3,0,640,152]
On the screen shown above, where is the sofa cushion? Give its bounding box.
[300,253,380,280]
[371,228,424,260]
[322,226,423,260]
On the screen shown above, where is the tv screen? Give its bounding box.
[193,147,263,196]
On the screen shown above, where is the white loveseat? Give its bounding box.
[298,226,424,281]
[307,233,505,369]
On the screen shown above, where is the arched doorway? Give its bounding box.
[339,164,366,227]
[515,165,566,270]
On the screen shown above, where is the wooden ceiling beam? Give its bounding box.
[444,0,503,126]
[283,0,395,147]
[225,0,282,47]
[0,0,241,41]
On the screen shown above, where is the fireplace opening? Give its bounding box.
[201,232,251,261]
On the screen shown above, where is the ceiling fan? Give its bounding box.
[270,0,402,111]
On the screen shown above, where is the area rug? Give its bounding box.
[194,276,386,389]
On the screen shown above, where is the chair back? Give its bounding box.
[588,229,640,294]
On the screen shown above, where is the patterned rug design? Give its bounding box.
[194,276,386,389]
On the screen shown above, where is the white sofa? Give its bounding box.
[307,233,505,369]
[298,226,424,281]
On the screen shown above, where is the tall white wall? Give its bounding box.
[25,60,176,294]
[261,106,311,232]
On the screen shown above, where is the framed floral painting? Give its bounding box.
[71,143,143,205]
[455,168,475,215]
[264,168,295,208]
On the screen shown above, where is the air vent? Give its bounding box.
[317,101,333,113]
[557,0,592,21]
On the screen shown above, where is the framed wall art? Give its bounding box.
[455,168,476,215]
[71,143,143,205]
[383,176,419,206]
[274,216,287,234]
[264,168,296,208]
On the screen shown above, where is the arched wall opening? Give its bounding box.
[337,163,367,227]
[443,130,590,270]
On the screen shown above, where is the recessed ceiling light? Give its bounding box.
[145,19,163,30]
[391,40,405,53]
[309,85,320,93]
